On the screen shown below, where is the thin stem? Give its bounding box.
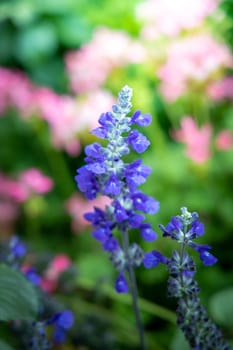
[122,230,147,350]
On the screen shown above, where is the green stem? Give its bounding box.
[122,230,147,350]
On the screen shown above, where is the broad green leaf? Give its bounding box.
[209,288,233,327]
[15,22,58,65]
[0,264,39,321]
[0,340,16,350]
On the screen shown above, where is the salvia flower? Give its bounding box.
[159,207,217,266]
[160,208,231,350]
[75,86,162,292]
[48,309,74,344]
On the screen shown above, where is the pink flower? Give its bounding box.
[40,254,72,293]
[136,0,220,39]
[65,194,112,233]
[0,68,35,117]
[34,87,114,155]
[172,116,212,163]
[208,77,233,100]
[215,130,233,150]
[19,168,53,195]
[0,66,115,155]
[158,34,233,101]
[65,27,146,94]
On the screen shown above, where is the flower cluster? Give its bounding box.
[65,28,146,94]
[160,208,231,350]
[75,86,163,292]
[158,34,232,101]
[136,0,219,39]
[159,207,217,266]
[0,67,114,155]
[172,116,212,164]
[13,309,74,350]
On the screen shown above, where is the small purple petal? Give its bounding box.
[127,130,150,153]
[140,224,157,241]
[102,237,120,252]
[143,251,167,268]
[86,162,106,174]
[25,269,41,285]
[131,110,152,126]
[115,273,128,293]
[104,174,121,196]
[113,201,128,222]
[199,251,218,266]
[189,219,205,238]
[56,310,74,329]
[92,228,110,242]
[91,127,107,139]
[128,213,145,228]
[84,142,104,159]
[53,327,66,344]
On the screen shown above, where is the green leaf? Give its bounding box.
[0,264,39,321]
[0,340,16,350]
[209,288,233,327]
[15,22,58,65]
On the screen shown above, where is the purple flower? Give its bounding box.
[85,142,105,160]
[104,174,121,196]
[131,110,152,126]
[54,310,74,329]
[199,250,218,266]
[75,167,99,199]
[115,273,128,293]
[132,192,160,214]
[160,208,218,266]
[128,213,145,228]
[102,237,120,252]
[24,268,41,285]
[75,86,160,292]
[140,224,158,242]
[92,227,111,242]
[113,200,129,222]
[10,236,26,258]
[127,130,150,153]
[49,310,74,344]
[143,251,167,268]
[125,160,151,188]
[188,219,205,238]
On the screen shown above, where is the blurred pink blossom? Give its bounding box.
[0,68,35,116]
[65,194,112,233]
[158,34,233,101]
[215,130,233,150]
[207,77,233,100]
[40,254,72,293]
[172,116,213,163]
[0,169,53,203]
[136,0,220,39]
[0,67,114,155]
[35,87,114,155]
[19,168,53,195]
[65,27,146,93]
